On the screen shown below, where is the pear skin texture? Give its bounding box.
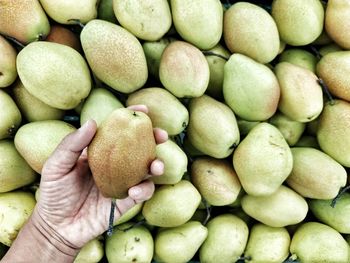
[290,222,349,263]
[88,108,156,199]
[272,0,324,46]
[81,19,148,94]
[159,41,209,98]
[325,0,350,49]
[233,123,293,196]
[317,51,350,102]
[199,214,249,263]
[127,87,189,135]
[224,2,279,64]
[317,100,350,167]
[46,25,82,52]
[187,95,240,158]
[0,90,22,139]
[74,238,104,263]
[223,53,280,121]
[0,0,50,44]
[279,48,317,73]
[171,0,223,50]
[17,41,91,110]
[14,120,77,173]
[0,35,17,88]
[275,62,323,122]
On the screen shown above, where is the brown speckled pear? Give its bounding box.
[88,108,156,199]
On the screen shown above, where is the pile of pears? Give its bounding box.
[1,0,350,262]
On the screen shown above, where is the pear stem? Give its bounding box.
[67,19,85,29]
[331,185,350,208]
[202,51,229,61]
[107,199,116,236]
[3,35,25,49]
[202,199,212,226]
[317,78,335,105]
[237,256,251,261]
[310,46,322,60]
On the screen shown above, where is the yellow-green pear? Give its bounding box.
[286,147,347,199]
[317,99,350,167]
[199,214,249,263]
[187,95,240,158]
[272,0,324,46]
[126,87,189,135]
[241,185,308,227]
[191,157,241,206]
[319,43,343,56]
[233,123,293,196]
[0,89,21,139]
[14,120,76,173]
[154,221,208,263]
[290,222,349,263]
[171,0,222,50]
[223,53,280,121]
[74,238,104,263]
[114,203,143,226]
[81,19,148,94]
[279,48,317,73]
[0,191,36,246]
[113,0,172,41]
[0,35,17,88]
[224,2,279,63]
[244,224,290,263]
[294,135,319,148]
[275,62,323,122]
[97,0,117,23]
[142,180,201,227]
[317,51,350,101]
[106,223,153,263]
[159,41,209,98]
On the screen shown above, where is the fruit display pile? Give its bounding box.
[1,0,350,262]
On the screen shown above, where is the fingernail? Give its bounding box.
[131,187,142,197]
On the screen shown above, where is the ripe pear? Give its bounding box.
[0,89,22,139]
[74,238,104,263]
[0,0,50,44]
[171,0,222,50]
[0,191,36,246]
[14,120,76,173]
[319,43,343,56]
[81,19,148,94]
[80,88,124,127]
[244,224,290,263]
[272,0,324,46]
[233,123,293,196]
[187,95,240,158]
[275,62,323,122]
[199,214,249,263]
[88,108,156,199]
[0,35,17,88]
[290,222,349,262]
[142,180,201,227]
[106,223,153,263]
[97,0,117,23]
[279,48,317,73]
[224,2,279,63]
[46,25,81,52]
[114,203,143,226]
[223,53,280,121]
[126,87,189,135]
[317,99,350,167]
[154,221,208,263]
[241,185,308,227]
[191,157,241,206]
[317,51,350,101]
[294,135,319,148]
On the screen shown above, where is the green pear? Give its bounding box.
[224,2,279,64]
[199,214,249,263]
[279,48,317,73]
[126,87,189,135]
[290,222,349,262]
[0,90,21,139]
[275,62,323,122]
[317,99,350,167]
[80,88,124,127]
[236,118,260,137]
[159,41,209,98]
[81,19,148,94]
[272,0,324,46]
[14,120,76,173]
[0,35,17,88]
[114,203,143,226]
[97,0,117,23]
[317,51,350,101]
[74,238,104,263]
[142,180,201,227]
[0,191,36,246]
[244,224,290,263]
[241,185,308,227]
[187,95,240,158]
[294,135,319,148]
[106,223,153,263]
[154,221,208,263]
[191,157,241,206]
[269,112,306,146]
[223,53,280,121]
[113,0,172,41]
[233,123,293,196]
[171,0,222,50]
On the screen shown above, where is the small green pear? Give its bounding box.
[294,135,319,148]
[319,43,343,56]
[97,0,117,23]
[74,238,104,263]
[0,89,22,139]
[0,35,17,88]
[114,203,143,226]
[279,48,317,73]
